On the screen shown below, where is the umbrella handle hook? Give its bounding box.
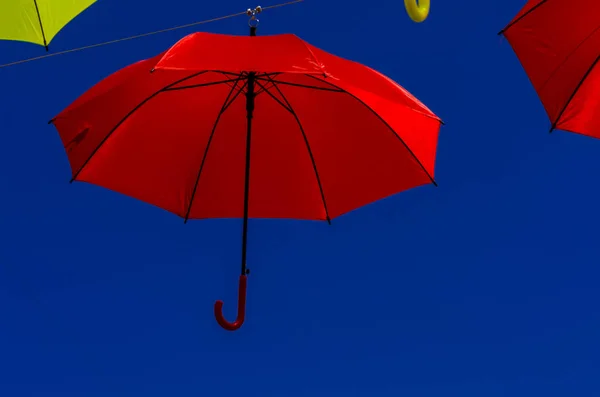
[214,275,248,331]
[404,0,430,23]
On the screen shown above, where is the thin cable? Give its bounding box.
[0,0,304,70]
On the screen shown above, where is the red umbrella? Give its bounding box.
[50,8,442,331]
[499,0,600,138]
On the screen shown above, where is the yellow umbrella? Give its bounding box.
[0,0,97,51]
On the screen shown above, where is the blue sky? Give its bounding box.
[1,0,600,396]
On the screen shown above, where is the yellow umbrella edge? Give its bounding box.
[0,0,97,49]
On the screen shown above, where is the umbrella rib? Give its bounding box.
[538,25,600,94]
[218,72,247,91]
[550,54,600,132]
[33,0,49,50]
[254,79,277,97]
[254,80,292,112]
[255,78,332,224]
[276,74,441,124]
[255,77,343,92]
[70,70,211,183]
[184,74,247,222]
[164,77,243,91]
[498,0,553,35]
[305,74,438,187]
[253,74,285,96]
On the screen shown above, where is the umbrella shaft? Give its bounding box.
[241,72,256,276]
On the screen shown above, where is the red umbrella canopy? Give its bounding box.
[52,32,441,221]
[50,29,442,331]
[500,0,600,138]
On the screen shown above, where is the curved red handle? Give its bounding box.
[214,275,247,331]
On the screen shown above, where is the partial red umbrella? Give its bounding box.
[499,0,600,138]
[50,8,443,331]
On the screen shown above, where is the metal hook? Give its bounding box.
[248,16,259,28]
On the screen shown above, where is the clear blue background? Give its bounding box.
[1,0,599,395]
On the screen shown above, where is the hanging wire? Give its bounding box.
[0,0,304,70]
